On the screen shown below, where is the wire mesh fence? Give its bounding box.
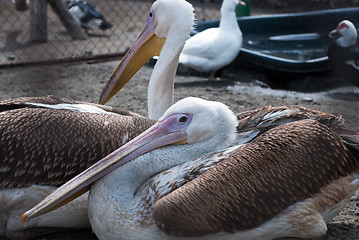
[1,0,358,66]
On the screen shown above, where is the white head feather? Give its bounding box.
[152,0,194,46]
[160,97,238,146]
[221,0,240,12]
[336,20,358,48]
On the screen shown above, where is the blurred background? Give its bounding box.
[1,0,359,66]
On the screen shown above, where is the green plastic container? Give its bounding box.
[236,0,251,17]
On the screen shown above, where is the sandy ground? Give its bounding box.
[0,61,359,239]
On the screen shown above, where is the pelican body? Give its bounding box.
[23,97,359,240]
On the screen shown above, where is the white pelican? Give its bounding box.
[23,97,359,240]
[97,0,244,115]
[328,20,359,87]
[179,0,245,80]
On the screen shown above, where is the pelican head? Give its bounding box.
[161,97,237,145]
[329,20,358,48]
[22,97,237,225]
[99,0,194,120]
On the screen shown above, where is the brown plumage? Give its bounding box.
[236,105,359,151]
[1,97,356,189]
[153,119,359,237]
[236,105,344,135]
[0,95,345,189]
[19,97,359,240]
[0,96,155,189]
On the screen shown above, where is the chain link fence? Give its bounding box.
[1,0,358,66]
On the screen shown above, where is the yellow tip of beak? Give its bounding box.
[22,212,27,225]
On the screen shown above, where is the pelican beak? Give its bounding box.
[22,113,191,225]
[99,11,166,105]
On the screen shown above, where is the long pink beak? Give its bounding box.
[22,113,192,224]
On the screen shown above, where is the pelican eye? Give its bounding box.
[178,115,188,124]
[149,10,153,18]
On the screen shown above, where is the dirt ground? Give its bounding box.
[0,61,359,239]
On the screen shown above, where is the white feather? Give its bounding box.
[26,102,119,115]
[179,0,242,73]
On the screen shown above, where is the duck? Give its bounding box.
[328,20,359,87]
[178,0,245,80]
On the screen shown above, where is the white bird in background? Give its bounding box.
[23,97,359,240]
[328,20,359,87]
[179,0,245,80]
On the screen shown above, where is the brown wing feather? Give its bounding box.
[0,96,155,188]
[0,95,142,117]
[236,105,344,135]
[153,119,359,237]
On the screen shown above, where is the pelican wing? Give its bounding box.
[0,96,155,188]
[152,119,359,236]
[235,105,345,143]
[0,96,143,117]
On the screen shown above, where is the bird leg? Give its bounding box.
[208,71,221,81]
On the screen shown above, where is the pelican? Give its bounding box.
[179,0,245,80]
[97,0,351,146]
[99,0,194,120]
[23,97,359,240]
